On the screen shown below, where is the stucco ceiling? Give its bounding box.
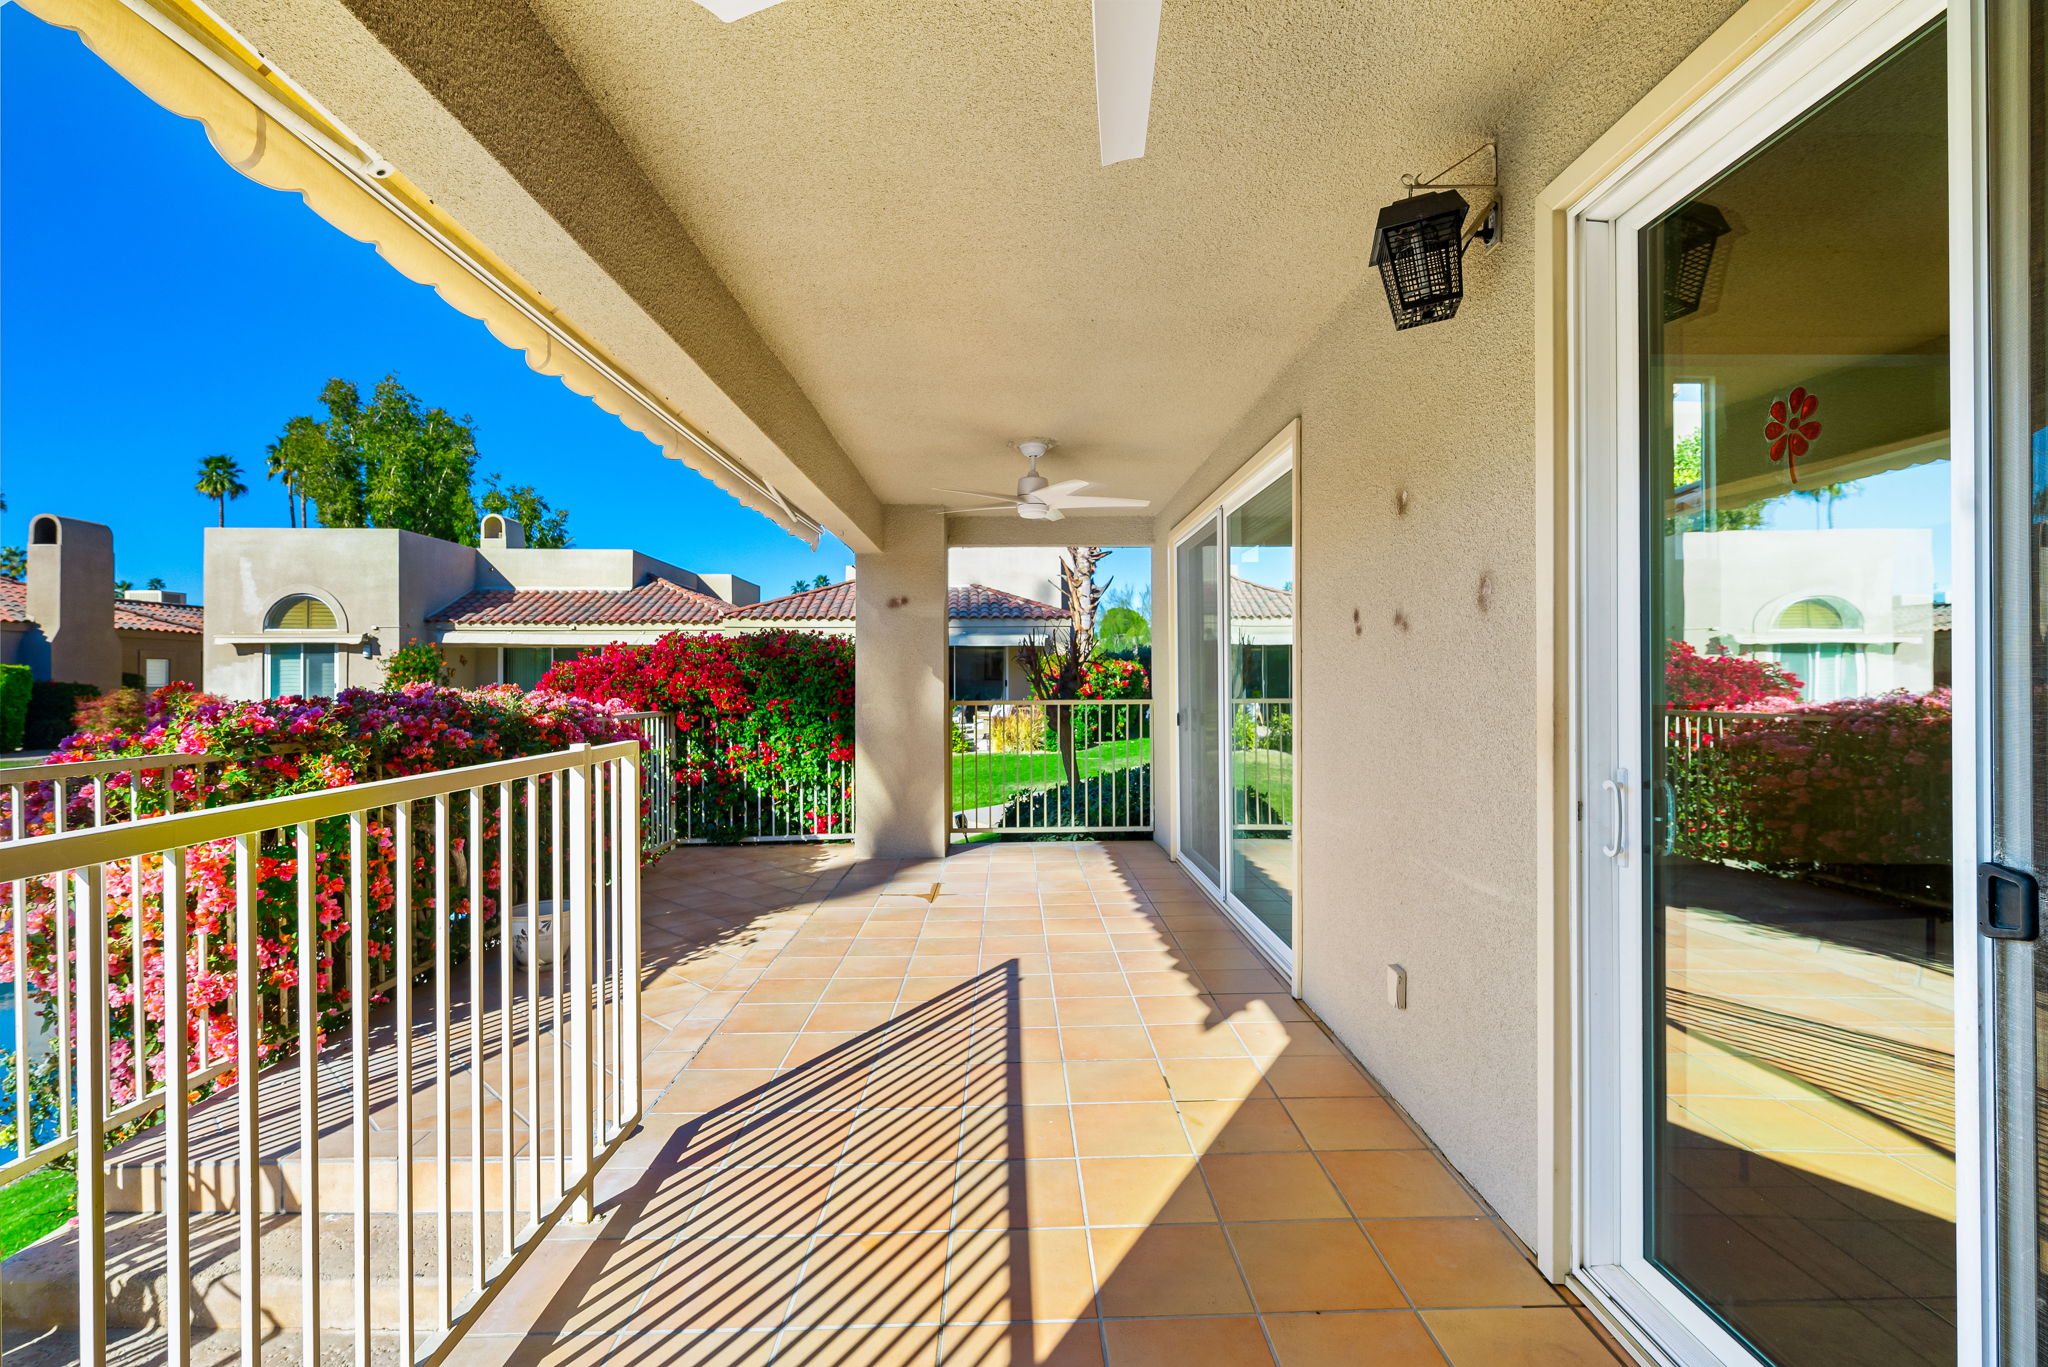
[505,0,1610,512]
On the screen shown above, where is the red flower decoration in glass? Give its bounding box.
[1764,386,1822,483]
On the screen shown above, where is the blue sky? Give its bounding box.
[0,5,855,599]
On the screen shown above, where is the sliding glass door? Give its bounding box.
[1174,449,1297,964]
[1575,5,1979,1363]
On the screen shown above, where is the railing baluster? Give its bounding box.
[164,848,191,1367]
[467,785,486,1293]
[497,779,515,1251]
[234,832,262,1364]
[76,863,107,1367]
[434,792,454,1331]
[566,755,593,1222]
[523,775,541,1226]
[295,821,321,1365]
[348,810,372,1365]
[394,800,416,1360]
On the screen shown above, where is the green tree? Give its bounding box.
[114,580,133,597]
[479,473,572,548]
[812,574,830,590]
[195,454,248,527]
[0,547,24,579]
[270,375,478,542]
[146,577,167,591]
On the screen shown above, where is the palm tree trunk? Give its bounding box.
[218,498,226,528]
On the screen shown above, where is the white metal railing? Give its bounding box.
[950,699,1152,835]
[1231,698,1294,833]
[620,709,852,845]
[0,740,642,1364]
[618,711,678,851]
[2,751,221,844]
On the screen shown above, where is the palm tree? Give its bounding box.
[266,446,301,528]
[195,454,248,527]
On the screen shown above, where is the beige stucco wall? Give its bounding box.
[854,508,950,860]
[1156,0,1751,1244]
[204,527,477,698]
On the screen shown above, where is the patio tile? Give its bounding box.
[1262,1312,1447,1367]
[1284,1097,1422,1149]
[1365,1220,1564,1309]
[1099,1315,1275,1367]
[1422,1307,1620,1364]
[1089,1224,1254,1316]
[1229,1221,1405,1313]
[1321,1151,1483,1219]
[455,846,1577,1361]
[1200,1152,1348,1221]
[1078,1155,1218,1225]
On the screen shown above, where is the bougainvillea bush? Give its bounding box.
[1665,688,1951,893]
[541,631,855,841]
[1028,656,1151,750]
[0,682,633,1155]
[1665,639,1804,711]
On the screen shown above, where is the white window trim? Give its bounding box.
[1564,2,1981,1364]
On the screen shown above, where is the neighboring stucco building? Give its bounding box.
[204,515,1077,700]
[1679,527,1945,702]
[721,579,1068,700]
[202,514,761,698]
[0,514,205,693]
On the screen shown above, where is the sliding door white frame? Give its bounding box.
[1566,1,1985,1364]
[1167,422,1302,981]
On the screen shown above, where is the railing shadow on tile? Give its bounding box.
[485,962,1031,1366]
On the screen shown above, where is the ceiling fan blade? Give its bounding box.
[934,487,1024,505]
[1043,494,1152,509]
[689,0,795,19]
[1041,505,1067,522]
[1038,479,1091,498]
[1093,0,1161,165]
[943,505,1024,514]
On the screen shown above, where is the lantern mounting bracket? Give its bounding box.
[1399,140,1501,251]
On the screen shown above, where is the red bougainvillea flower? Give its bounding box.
[1764,386,1822,484]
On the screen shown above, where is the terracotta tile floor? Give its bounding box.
[448,841,1629,1367]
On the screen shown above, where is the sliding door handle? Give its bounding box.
[1600,771,1628,862]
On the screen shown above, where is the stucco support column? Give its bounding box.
[854,507,950,860]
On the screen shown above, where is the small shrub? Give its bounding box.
[1000,763,1152,834]
[989,707,1045,754]
[120,672,146,690]
[0,664,30,751]
[383,638,451,689]
[23,681,98,750]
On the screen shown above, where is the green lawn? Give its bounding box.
[1232,748,1295,824]
[951,739,1151,811]
[0,1167,73,1258]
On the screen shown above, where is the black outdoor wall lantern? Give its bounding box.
[1370,143,1500,331]
[1661,201,1732,322]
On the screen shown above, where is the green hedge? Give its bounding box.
[23,681,99,750]
[0,665,31,752]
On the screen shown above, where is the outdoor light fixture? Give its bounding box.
[1370,143,1500,330]
[1661,201,1731,322]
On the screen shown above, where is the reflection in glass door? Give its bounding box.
[1228,473,1296,946]
[1176,522,1223,889]
[1175,458,1297,960]
[1640,23,1955,1367]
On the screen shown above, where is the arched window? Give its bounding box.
[266,594,338,631]
[1773,597,1860,630]
[264,595,340,697]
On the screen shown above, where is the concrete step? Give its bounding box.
[2,1210,508,1334]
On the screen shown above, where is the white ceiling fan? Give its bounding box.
[936,440,1150,522]
[686,0,1162,165]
